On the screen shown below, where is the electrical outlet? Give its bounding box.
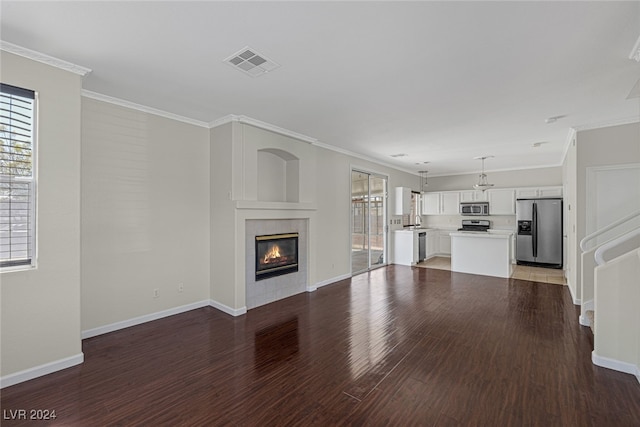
[178,283,184,293]
[153,288,159,298]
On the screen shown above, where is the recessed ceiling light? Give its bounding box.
[532,141,547,148]
[224,46,280,77]
[545,115,566,124]
[390,153,408,158]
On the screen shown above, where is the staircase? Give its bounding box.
[579,212,640,384]
[585,310,594,334]
[580,210,640,328]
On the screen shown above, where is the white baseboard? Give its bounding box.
[209,299,246,317]
[314,273,351,290]
[0,353,84,389]
[567,281,581,305]
[592,351,640,385]
[82,300,210,339]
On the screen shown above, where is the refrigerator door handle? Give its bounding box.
[532,202,538,258]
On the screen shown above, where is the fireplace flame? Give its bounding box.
[263,245,282,264]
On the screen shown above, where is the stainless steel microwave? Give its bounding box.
[460,202,489,216]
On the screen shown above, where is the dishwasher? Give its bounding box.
[418,232,426,262]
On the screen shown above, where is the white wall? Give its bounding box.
[315,149,420,284]
[563,135,578,299]
[81,98,210,332]
[573,122,640,303]
[1,52,83,378]
[425,166,562,191]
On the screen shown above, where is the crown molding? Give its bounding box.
[209,114,318,144]
[629,34,640,62]
[0,40,91,76]
[208,115,420,175]
[82,90,209,128]
[572,115,640,132]
[313,140,422,176]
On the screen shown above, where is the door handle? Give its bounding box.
[532,203,538,258]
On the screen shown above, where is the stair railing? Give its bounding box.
[594,227,640,266]
[580,209,640,252]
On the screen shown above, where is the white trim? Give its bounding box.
[235,200,317,211]
[425,163,565,179]
[573,116,640,132]
[209,114,318,144]
[0,40,91,76]
[314,273,351,290]
[567,280,581,305]
[209,299,247,317]
[592,351,640,384]
[629,34,640,62]
[561,128,576,165]
[81,300,209,339]
[82,90,209,128]
[318,141,421,176]
[0,353,84,389]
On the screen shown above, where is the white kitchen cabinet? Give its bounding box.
[439,231,452,255]
[538,186,563,197]
[422,192,441,215]
[394,187,411,215]
[459,190,488,202]
[427,230,438,258]
[393,230,417,266]
[441,192,460,215]
[487,188,516,215]
[515,186,562,199]
[422,192,459,215]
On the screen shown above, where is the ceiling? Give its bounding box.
[2,1,639,176]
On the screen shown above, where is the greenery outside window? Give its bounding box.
[1,83,36,270]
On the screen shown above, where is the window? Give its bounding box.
[0,83,36,269]
[402,192,420,227]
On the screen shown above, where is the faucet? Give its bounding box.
[415,215,422,228]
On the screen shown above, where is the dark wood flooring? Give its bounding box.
[3,265,640,426]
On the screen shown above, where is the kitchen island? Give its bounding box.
[450,231,513,278]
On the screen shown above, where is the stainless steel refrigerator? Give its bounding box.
[516,198,563,268]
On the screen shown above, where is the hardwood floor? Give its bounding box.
[3,265,640,426]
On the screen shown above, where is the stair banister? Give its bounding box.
[580,209,640,252]
[594,227,640,266]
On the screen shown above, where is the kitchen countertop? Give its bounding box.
[394,228,436,233]
[450,231,513,239]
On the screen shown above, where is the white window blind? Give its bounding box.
[0,83,36,269]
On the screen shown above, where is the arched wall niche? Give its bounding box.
[257,148,300,202]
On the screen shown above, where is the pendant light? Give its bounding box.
[472,156,494,191]
[418,170,429,194]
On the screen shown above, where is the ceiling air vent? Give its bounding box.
[224,47,280,77]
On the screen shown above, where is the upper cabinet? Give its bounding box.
[420,186,562,216]
[422,192,441,215]
[487,188,515,215]
[394,187,412,215]
[422,191,459,215]
[441,192,460,215]
[459,190,488,202]
[515,186,563,199]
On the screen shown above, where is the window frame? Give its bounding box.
[0,83,37,272]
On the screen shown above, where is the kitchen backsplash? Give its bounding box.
[422,215,516,231]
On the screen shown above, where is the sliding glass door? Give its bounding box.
[351,170,387,274]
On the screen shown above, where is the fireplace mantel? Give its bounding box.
[235,201,317,211]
